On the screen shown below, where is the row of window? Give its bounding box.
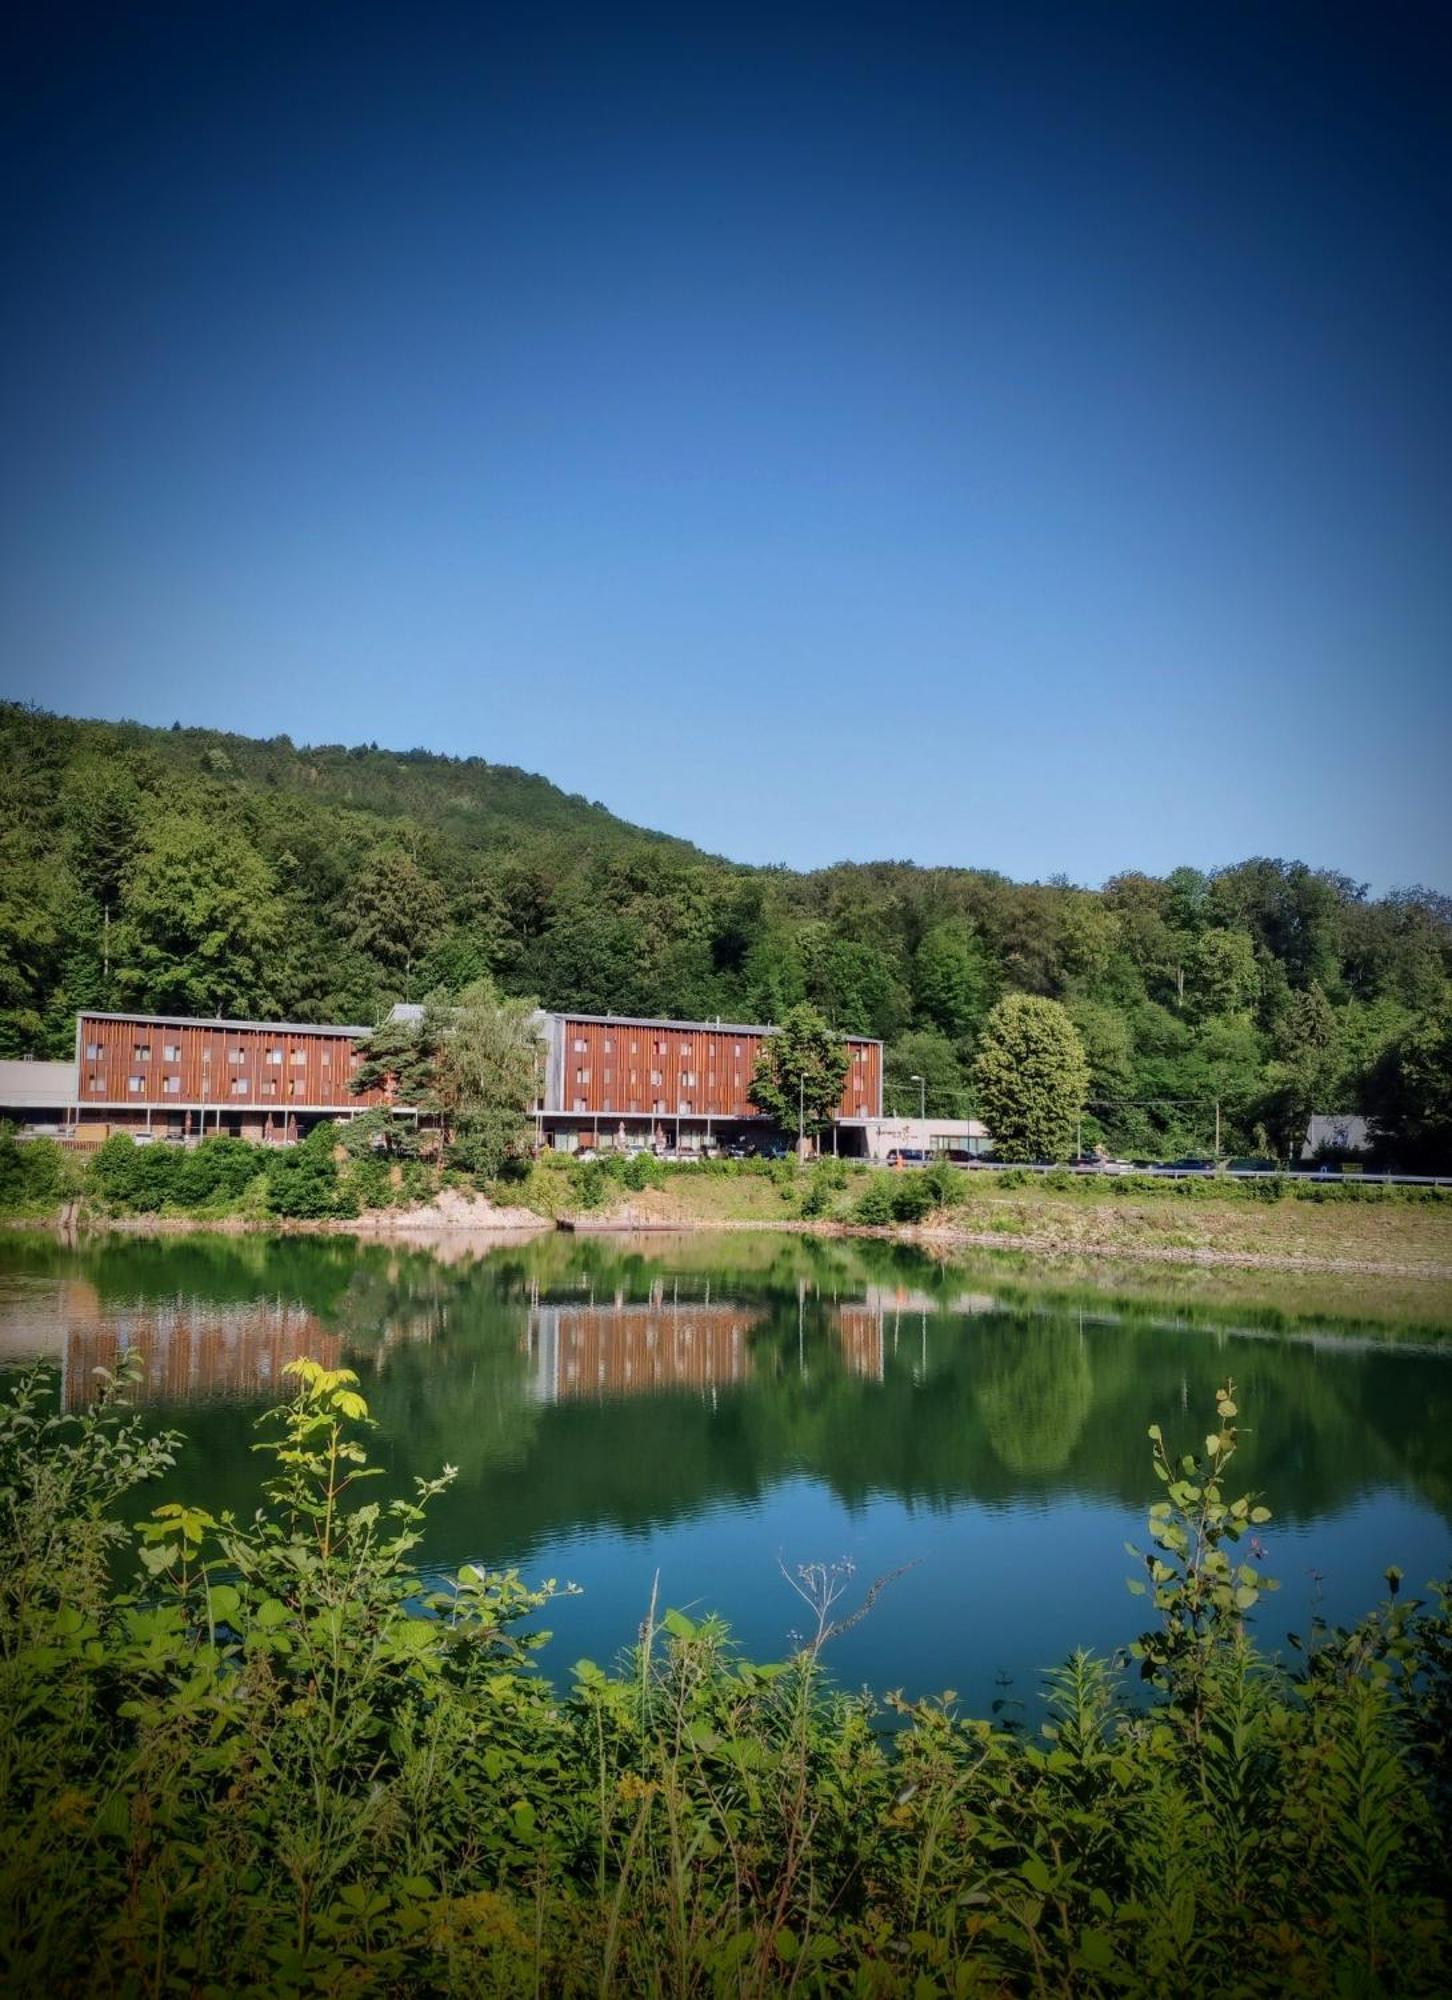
[568,1035,873,1062]
[575,1067,740,1089]
[572,1098,698,1115]
[571,1036,750,1059]
[85,1041,356,1069]
[89,1076,339,1098]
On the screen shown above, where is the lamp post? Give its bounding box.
[798,1071,805,1159]
[910,1073,926,1124]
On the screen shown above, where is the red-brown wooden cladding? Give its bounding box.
[554,1018,881,1121]
[75,1014,387,1114]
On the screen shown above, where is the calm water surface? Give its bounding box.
[2,1229,1449,1710]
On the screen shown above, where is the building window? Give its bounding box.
[602,1098,612,1112]
[656,1040,667,1055]
[132,1045,151,1062]
[320,1050,331,1068]
[653,1099,667,1114]
[163,1043,180,1062]
[228,1049,244,1065]
[572,1097,586,1112]
[287,1081,298,1098]
[603,1069,612,1083]
[230,1079,250,1096]
[163,1075,181,1095]
[573,1038,586,1053]
[88,1076,103,1092]
[262,1082,277,1097]
[290,1051,306,1067]
[128,1076,144,1093]
[678,1101,692,1115]
[650,1069,662,1086]
[85,1042,101,1060]
[267,1049,283,1065]
[734,1043,742,1056]
[682,1070,697,1087]
[679,1042,690,1056]
[202,1049,212,1064]
[603,1038,613,1053]
[575,1067,590,1084]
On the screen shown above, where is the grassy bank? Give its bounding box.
[2,1355,1448,1997]
[5,1127,1452,1278]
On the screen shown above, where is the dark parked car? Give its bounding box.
[885,1148,929,1166]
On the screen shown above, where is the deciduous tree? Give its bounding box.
[972,995,1089,1160]
[749,1003,849,1143]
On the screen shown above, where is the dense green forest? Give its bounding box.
[3,702,1450,1162]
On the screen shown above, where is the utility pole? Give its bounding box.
[1215,1098,1221,1162]
[798,1070,805,1160]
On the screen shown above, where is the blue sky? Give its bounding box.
[2,2,1448,888]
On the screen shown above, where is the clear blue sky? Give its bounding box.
[2,2,1448,889]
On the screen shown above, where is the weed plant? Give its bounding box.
[1,1356,1448,1995]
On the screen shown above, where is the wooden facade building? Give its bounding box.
[536,1011,882,1150]
[70,1011,386,1142]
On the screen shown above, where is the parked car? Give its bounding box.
[1161,1156,1215,1175]
[885,1147,929,1167]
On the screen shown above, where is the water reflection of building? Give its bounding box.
[63,1296,341,1407]
[526,1299,764,1402]
[833,1306,888,1381]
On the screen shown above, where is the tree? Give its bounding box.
[884,1030,968,1118]
[114,817,282,1018]
[1188,928,1259,1019]
[344,848,449,992]
[972,996,1089,1161]
[434,979,543,1176]
[62,760,142,994]
[1258,982,1339,1160]
[749,1003,849,1144]
[1362,1012,1452,1171]
[0,833,64,1053]
[353,981,543,1177]
[913,922,990,1040]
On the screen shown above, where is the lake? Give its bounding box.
[2,1227,1449,1711]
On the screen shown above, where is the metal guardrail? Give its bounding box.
[944,1161,1452,1188]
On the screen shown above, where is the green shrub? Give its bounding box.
[852,1175,896,1225]
[86,1133,181,1212]
[570,1158,609,1209]
[0,1365,1447,1996]
[172,1136,265,1208]
[0,1132,71,1211]
[888,1173,935,1223]
[622,1149,665,1192]
[264,1122,355,1219]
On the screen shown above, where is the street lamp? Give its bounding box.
[798,1070,805,1157]
[910,1073,926,1123]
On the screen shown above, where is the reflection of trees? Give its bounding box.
[2,1232,1448,1565]
[976,1325,1093,1475]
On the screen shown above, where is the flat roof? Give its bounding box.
[0,1059,77,1106]
[553,1010,882,1046]
[78,1010,374,1037]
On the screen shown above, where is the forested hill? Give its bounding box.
[3,701,1449,1163]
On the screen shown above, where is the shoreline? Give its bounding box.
[5,1203,1452,1283]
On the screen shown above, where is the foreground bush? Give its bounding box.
[1,1361,1448,1996]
